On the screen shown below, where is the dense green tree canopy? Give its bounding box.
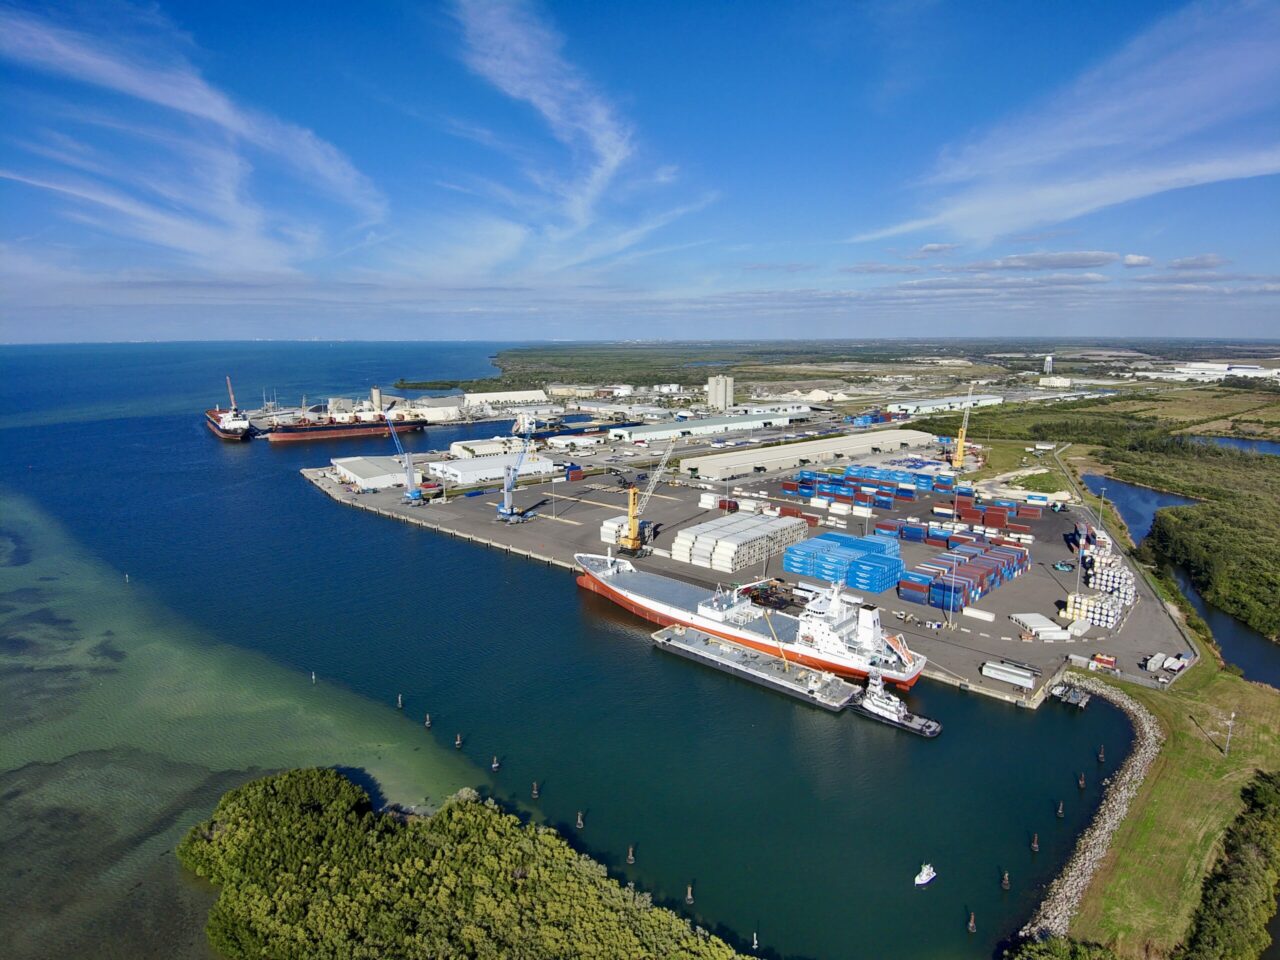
[178,769,738,960]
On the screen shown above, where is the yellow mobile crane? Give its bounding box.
[619,439,677,552]
[950,383,974,471]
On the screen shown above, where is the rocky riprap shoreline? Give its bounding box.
[1020,674,1165,939]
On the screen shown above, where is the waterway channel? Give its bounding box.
[1080,472,1280,687]
[0,343,1135,959]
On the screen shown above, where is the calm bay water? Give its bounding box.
[0,343,1135,960]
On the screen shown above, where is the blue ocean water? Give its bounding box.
[1,343,1135,959]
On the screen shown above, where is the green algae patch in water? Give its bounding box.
[0,490,482,960]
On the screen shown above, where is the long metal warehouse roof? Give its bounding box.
[680,429,935,480]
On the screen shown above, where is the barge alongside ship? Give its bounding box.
[576,552,926,688]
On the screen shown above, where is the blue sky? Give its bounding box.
[2,0,1278,342]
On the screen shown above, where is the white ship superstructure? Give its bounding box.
[575,552,925,688]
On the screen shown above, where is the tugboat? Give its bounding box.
[205,376,251,441]
[914,863,937,887]
[850,671,942,737]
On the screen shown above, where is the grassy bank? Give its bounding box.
[1066,623,1280,955]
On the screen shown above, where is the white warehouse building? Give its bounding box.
[331,456,422,490]
[428,452,555,486]
[607,413,793,443]
[546,434,604,450]
[448,436,530,458]
[887,394,1003,415]
[681,429,934,481]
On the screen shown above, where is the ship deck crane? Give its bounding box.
[386,417,421,501]
[950,383,974,471]
[619,439,677,552]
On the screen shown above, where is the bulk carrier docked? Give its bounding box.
[575,552,925,688]
[260,384,429,443]
[205,377,251,441]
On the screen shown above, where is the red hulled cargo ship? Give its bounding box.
[575,552,925,688]
[205,377,251,442]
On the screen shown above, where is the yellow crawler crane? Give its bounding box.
[618,439,677,552]
[951,383,974,471]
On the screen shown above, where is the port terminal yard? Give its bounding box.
[302,440,1194,709]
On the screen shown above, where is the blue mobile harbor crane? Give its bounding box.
[386,417,421,502]
[496,428,534,521]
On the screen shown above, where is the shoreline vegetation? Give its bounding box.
[177,768,739,960]
[1012,770,1280,960]
[1000,461,1280,955]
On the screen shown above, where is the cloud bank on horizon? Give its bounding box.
[0,0,1276,341]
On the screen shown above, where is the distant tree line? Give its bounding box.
[177,768,738,960]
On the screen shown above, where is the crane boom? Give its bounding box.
[498,430,533,520]
[386,417,420,500]
[951,383,974,471]
[621,439,676,551]
[225,375,239,411]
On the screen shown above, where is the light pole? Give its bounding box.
[1225,711,1237,757]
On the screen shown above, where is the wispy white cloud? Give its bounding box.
[854,1,1280,242]
[453,0,632,232]
[0,5,385,280]
[953,251,1121,271]
[902,242,959,259]
[1123,254,1152,267]
[742,262,816,274]
[1169,252,1229,269]
[0,6,384,221]
[841,261,922,274]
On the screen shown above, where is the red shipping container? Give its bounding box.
[834,494,853,503]
[925,538,948,548]
[782,481,799,492]
[1006,522,1032,533]
[779,505,802,517]
[802,514,820,527]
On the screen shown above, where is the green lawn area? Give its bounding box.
[1070,635,1280,956]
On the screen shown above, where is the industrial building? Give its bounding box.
[680,429,934,481]
[462,389,550,407]
[546,434,604,450]
[427,452,554,486]
[400,396,466,422]
[887,394,1003,416]
[547,383,599,398]
[707,375,734,413]
[1133,363,1280,383]
[607,413,792,443]
[331,456,421,490]
[1039,376,1072,388]
[731,402,812,416]
[448,436,528,458]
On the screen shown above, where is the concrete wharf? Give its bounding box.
[302,460,1192,710]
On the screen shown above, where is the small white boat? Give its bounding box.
[914,863,936,887]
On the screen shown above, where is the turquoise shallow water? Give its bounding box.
[0,343,1136,959]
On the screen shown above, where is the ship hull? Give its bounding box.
[204,412,250,441]
[263,421,427,443]
[576,567,922,688]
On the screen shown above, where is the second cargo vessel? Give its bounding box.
[576,552,925,688]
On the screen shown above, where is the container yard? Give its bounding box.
[302,432,1194,707]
